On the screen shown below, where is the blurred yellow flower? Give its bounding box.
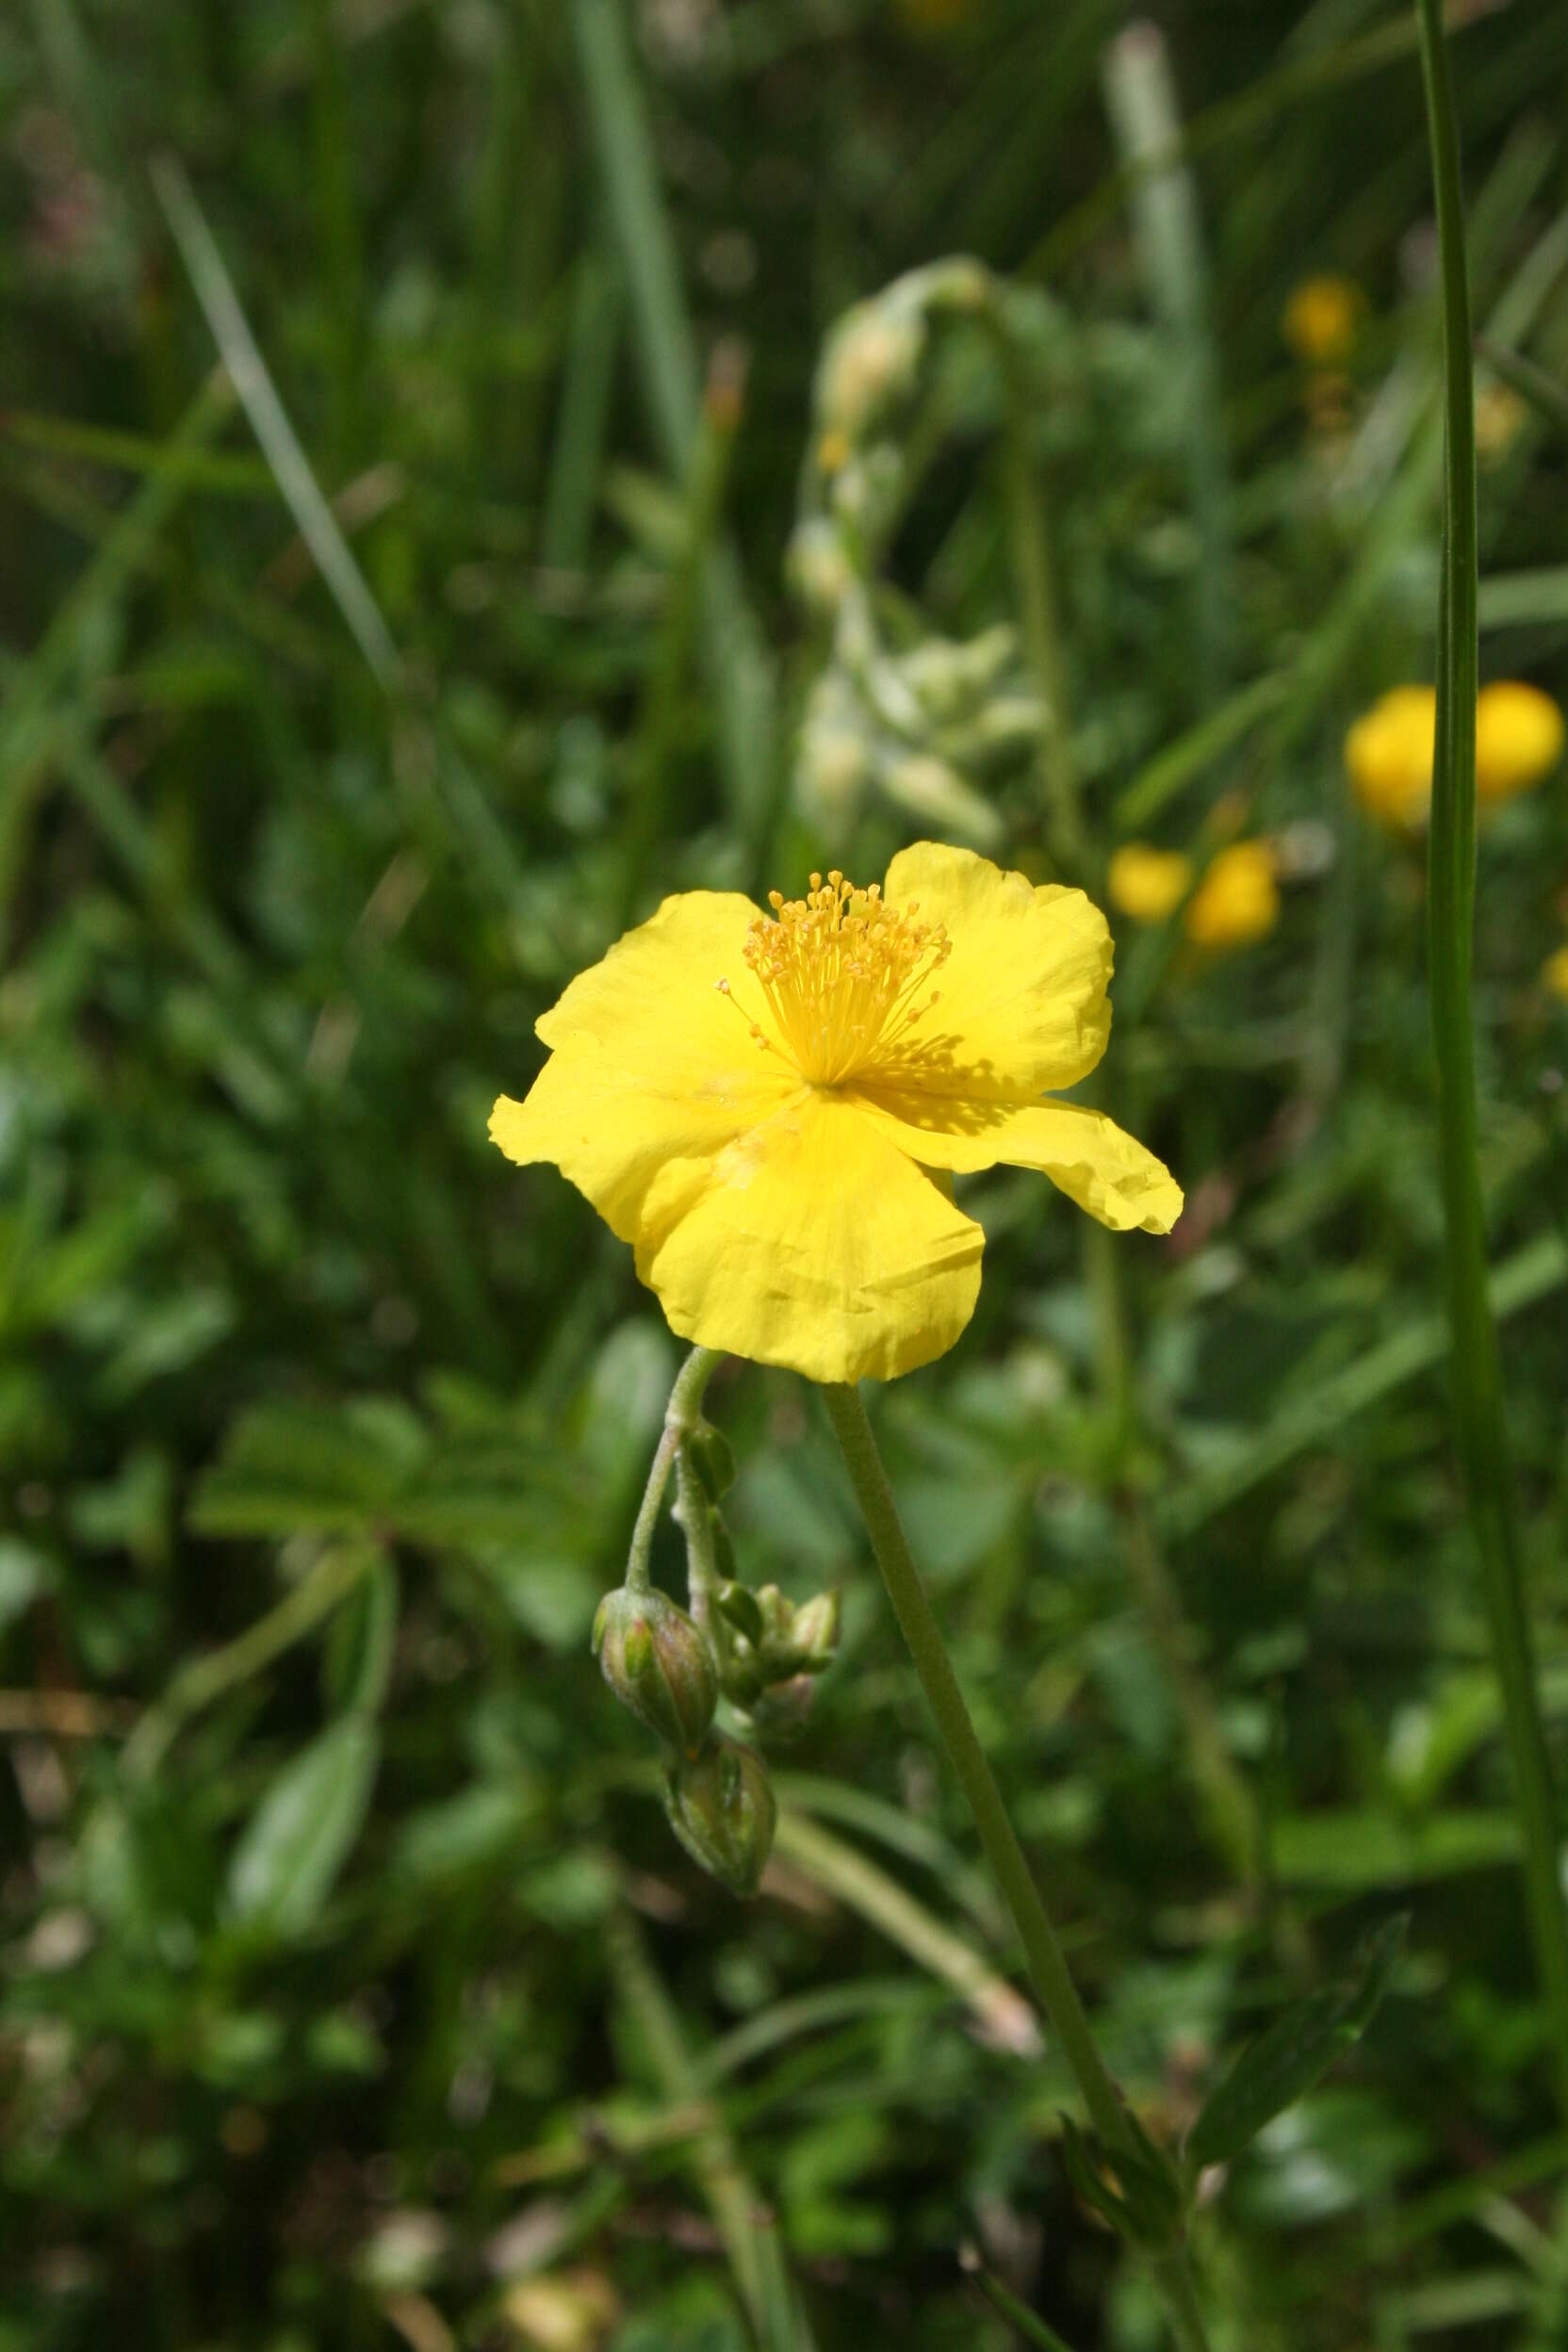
[1184,841,1280,950]
[1348,681,1564,827]
[1107,842,1194,924]
[1474,380,1527,464]
[491,844,1182,1385]
[1282,275,1364,369]
[1544,943,1568,1002]
[1345,686,1437,828]
[1476,681,1565,804]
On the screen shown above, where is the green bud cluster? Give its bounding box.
[787,260,1055,853]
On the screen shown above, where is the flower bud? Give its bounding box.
[715,1578,764,1646]
[592,1587,717,1756]
[685,1424,736,1501]
[747,1673,819,1744]
[789,1588,841,1673]
[661,1736,776,1896]
[817,304,925,441]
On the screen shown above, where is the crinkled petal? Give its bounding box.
[490,890,797,1244]
[636,1090,984,1384]
[874,841,1112,1098]
[850,1086,1183,1234]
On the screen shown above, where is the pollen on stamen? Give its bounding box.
[732,868,953,1086]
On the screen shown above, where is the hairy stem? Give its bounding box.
[821,1380,1212,2351]
[624,1345,720,1594]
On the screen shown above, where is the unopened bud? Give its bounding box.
[686,1425,736,1502]
[661,1736,776,1897]
[790,1588,841,1672]
[880,752,1003,849]
[716,1579,764,1646]
[818,304,925,441]
[748,1672,819,1744]
[592,1587,717,1755]
[787,518,854,619]
[752,1583,841,1677]
[721,1632,765,1710]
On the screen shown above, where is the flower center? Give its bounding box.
[718,871,950,1086]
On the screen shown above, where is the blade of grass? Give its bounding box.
[1475,340,1568,449]
[0,371,237,950]
[569,0,778,865]
[772,1809,1041,2058]
[958,2246,1083,2352]
[149,150,400,692]
[606,1907,814,2352]
[1157,1229,1567,1541]
[540,246,624,570]
[1416,0,1568,2118]
[1102,19,1231,711]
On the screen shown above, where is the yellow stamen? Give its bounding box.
[724,870,951,1086]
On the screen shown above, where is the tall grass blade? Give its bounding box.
[1415,0,1568,2118]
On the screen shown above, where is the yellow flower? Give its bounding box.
[1476,681,1564,804]
[1345,685,1437,828]
[1282,275,1364,369]
[1183,841,1280,950]
[1474,380,1527,464]
[1544,943,1568,1002]
[1107,843,1194,925]
[490,844,1182,1385]
[1347,681,1565,827]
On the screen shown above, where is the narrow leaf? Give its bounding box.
[1185,1915,1408,2171]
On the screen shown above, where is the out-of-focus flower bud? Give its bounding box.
[661,1736,776,1896]
[746,1673,819,1744]
[787,518,854,619]
[818,303,925,442]
[789,1588,841,1672]
[1543,942,1568,1003]
[686,1423,735,1501]
[880,751,1003,848]
[796,678,873,834]
[592,1587,716,1756]
[898,625,1017,721]
[715,1578,764,1646]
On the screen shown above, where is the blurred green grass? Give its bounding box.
[4,3,1568,2347]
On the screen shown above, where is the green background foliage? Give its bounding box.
[5,2,1568,2345]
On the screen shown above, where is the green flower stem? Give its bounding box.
[673,1441,722,1628]
[624,1345,720,1595]
[821,1380,1212,2352]
[1416,0,1568,2115]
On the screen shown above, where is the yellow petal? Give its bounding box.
[636,1089,984,1384]
[876,841,1111,1097]
[849,1087,1183,1233]
[490,890,797,1244]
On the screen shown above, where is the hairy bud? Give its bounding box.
[661,1736,777,1897]
[592,1587,717,1755]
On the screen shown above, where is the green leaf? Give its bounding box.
[226,1717,380,1935]
[1185,1915,1408,2172]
